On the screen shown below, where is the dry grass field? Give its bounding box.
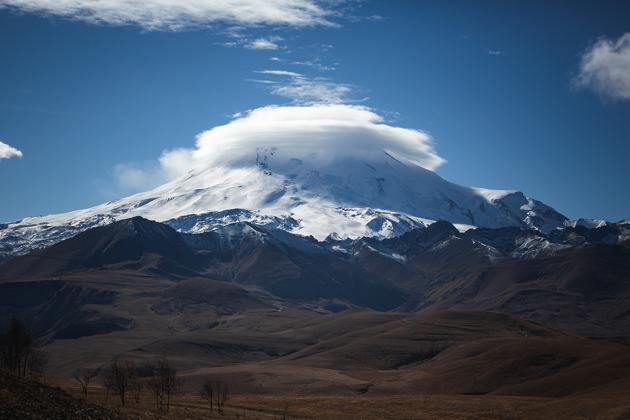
[13,306,625,420]
[42,376,630,420]
[3,268,630,419]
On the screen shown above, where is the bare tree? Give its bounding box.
[73,368,99,397]
[199,379,230,414]
[199,379,214,412]
[105,360,136,406]
[148,356,184,412]
[0,316,32,376]
[215,380,230,414]
[148,374,164,411]
[0,316,47,379]
[103,371,113,402]
[129,373,143,404]
[282,401,289,420]
[27,348,48,380]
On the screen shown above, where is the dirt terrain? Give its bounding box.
[3,306,630,419]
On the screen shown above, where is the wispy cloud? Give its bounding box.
[272,79,352,104]
[0,0,339,31]
[0,141,23,160]
[486,49,504,56]
[287,42,337,70]
[246,79,278,84]
[573,33,630,101]
[254,70,353,104]
[245,36,284,50]
[257,70,303,78]
[110,161,165,192]
[292,61,336,71]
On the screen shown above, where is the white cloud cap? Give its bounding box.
[0,141,23,160]
[110,105,444,193]
[160,104,445,177]
[574,33,630,101]
[0,0,336,31]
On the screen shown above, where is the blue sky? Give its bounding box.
[1,0,629,223]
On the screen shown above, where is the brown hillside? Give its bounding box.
[0,368,125,419]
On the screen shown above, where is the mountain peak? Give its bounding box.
[109,146,565,239]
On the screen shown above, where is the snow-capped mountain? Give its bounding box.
[0,144,577,262]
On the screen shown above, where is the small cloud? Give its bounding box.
[246,79,278,84]
[486,49,504,56]
[218,41,241,48]
[245,37,283,50]
[256,70,304,78]
[270,57,282,62]
[573,32,630,101]
[0,141,23,160]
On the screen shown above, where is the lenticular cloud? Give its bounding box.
[0,0,335,31]
[158,104,445,179]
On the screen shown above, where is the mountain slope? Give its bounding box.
[0,217,409,312]
[2,217,630,335]
[402,240,630,335]
[0,217,205,280]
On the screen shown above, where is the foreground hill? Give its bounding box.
[0,368,126,420]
